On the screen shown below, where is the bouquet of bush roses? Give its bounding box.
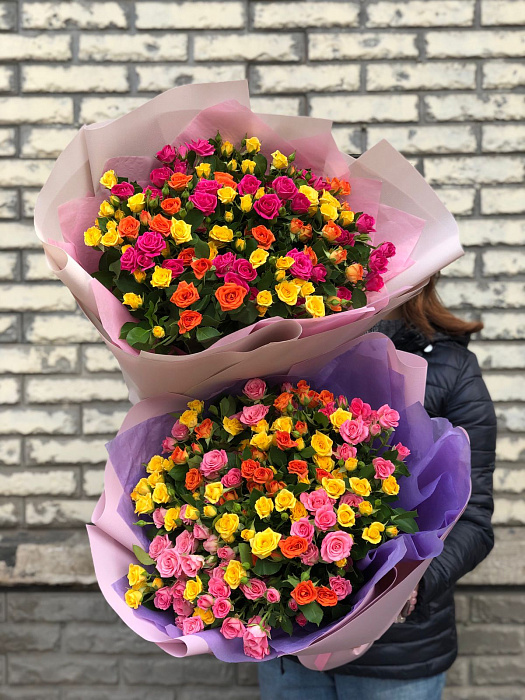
[86,133,394,354]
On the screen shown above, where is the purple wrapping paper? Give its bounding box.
[90,334,471,664]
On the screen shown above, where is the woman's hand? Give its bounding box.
[395,584,419,623]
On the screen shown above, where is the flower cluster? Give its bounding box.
[84,133,396,353]
[124,378,417,659]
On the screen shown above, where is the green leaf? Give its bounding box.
[193,235,210,259]
[300,446,315,459]
[238,542,251,567]
[92,270,114,289]
[280,614,293,635]
[253,558,283,576]
[132,544,155,566]
[196,326,222,343]
[299,601,324,625]
[184,207,204,230]
[126,326,152,346]
[351,287,367,309]
[391,516,419,534]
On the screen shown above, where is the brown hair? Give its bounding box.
[401,274,483,339]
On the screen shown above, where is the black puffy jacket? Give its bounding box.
[332,321,497,680]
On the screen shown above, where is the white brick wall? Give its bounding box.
[1,3,524,692]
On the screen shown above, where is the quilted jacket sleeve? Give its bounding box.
[418,350,497,604]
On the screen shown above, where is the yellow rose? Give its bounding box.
[320,190,340,208]
[128,192,145,212]
[344,458,358,471]
[187,400,204,414]
[218,187,237,204]
[240,194,253,212]
[295,280,315,296]
[100,170,117,189]
[339,210,355,226]
[152,482,170,504]
[313,454,334,471]
[358,501,373,516]
[125,589,142,609]
[298,185,319,205]
[271,416,293,433]
[209,241,219,259]
[362,521,385,545]
[204,482,223,504]
[290,501,308,521]
[256,290,273,307]
[134,270,146,283]
[122,293,143,310]
[296,437,305,451]
[241,529,255,541]
[196,163,211,178]
[337,503,356,528]
[275,488,296,512]
[275,281,300,306]
[134,493,153,514]
[114,208,124,221]
[131,478,150,500]
[386,526,399,538]
[251,529,282,560]
[164,506,181,531]
[147,455,172,473]
[150,266,172,289]
[183,576,203,601]
[171,218,193,244]
[305,295,325,318]
[349,477,371,498]
[224,560,246,589]
[320,202,338,222]
[311,431,333,457]
[255,187,265,199]
[84,226,102,247]
[221,415,243,436]
[335,558,347,568]
[275,270,286,282]
[203,505,217,518]
[99,200,115,217]
[322,477,346,499]
[224,210,234,222]
[271,150,288,169]
[274,256,293,270]
[210,225,234,243]
[152,577,163,589]
[329,408,353,429]
[215,513,240,540]
[250,431,272,451]
[147,470,164,487]
[255,496,274,519]
[249,248,269,268]
[152,325,165,339]
[221,140,234,156]
[193,606,215,625]
[179,409,198,428]
[227,159,238,171]
[127,564,147,587]
[382,475,400,496]
[185,505,200,521]
[101,226,121,247]
[245,137,261,153]
[241,159,256,174]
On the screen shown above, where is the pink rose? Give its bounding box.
[240,403,269,426]
[197,594,214,610]
[300,489,330,512]
[377,404,400,429]
[336,229,355,247]
[154,586,173,610]
[334,443,357,461]
[171,419,189,441]
[213,251,236,277]
[148,534,172,560]
[162,258,184,276]
[136,231,166,258]
[243,625,270,660]
[203,535,219,554]
[156,144,177,163]
[217,546,236,561]
[224,271,250,293]
[208,577,231,599]
[136,253,155,271]
[321,531,353,563]
[182,616,204,636]
[174,599,194,616]
[150,166,173,188]
[365,272,384,292]
[272,176,297,200]
[221,468,242,489]
[220,617,245,639]
[373,457,395,480]
[210,565,226,579]
[356,213,376,233]
[243,378,266,401]
[340,493,363,507]
[200,449,228,478]
[180,554,204,578]
[378,241,396,258]
[232,258,257,282]
[395,442,411,460]
[195,178,220,194]
[369,422,381,437]
[290,518,314,542]
[288,598,298,611]
[314,504,337,532]
[296,612,308,627]
[111,182,135,198]
[350,398,372,420]
[253,193,282,220]
[291,192,311,214]
[238,174,261,196]
[120,246,137,272]
[337,286,353,302]
[186,138,215,157]
[189,192,217,216]
[300,542,320,566]
[311,264,327,283]
[152,507,167,528]
[193,523,211,540]
[175,530,196,555]
[171,580,186,599]
[156,549,182,577]
[329,575,352,600]
[240,579,267,601]
[266,588,281,603]
[213,598,232,619]
[340,417,369,445]
[287,248,313,280]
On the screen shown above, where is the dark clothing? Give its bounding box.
[333,322,497,679]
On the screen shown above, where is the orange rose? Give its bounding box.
[316,586,339,607]
[191,258,213,279]
[266,479,286,495]
[291,580,317,605]
[149,213,171,236]
[288,460,308,478]
[327,296,342,312]
[346,263,364,283]
[177,310,203,333]
[252,466,274,484]
[329,248,347,265]
[273,392,293,413]
[171,446,188,464]
[214,171,237,188]
[290,218,304,234]
[319,390,334,406]
[215,283,247,312]
[185,467,202,491]
[275,431,298,451]
[294,421,308,435]
[322,220,341,242]
[178,247,195,266]
[329,177,351,196]
[194,418,213,439]
[139,210,152,226]
[241,459,258,480]
[169,172,192,190]
[316,468,331,482]
[279,536,309,559]
[251,225,276,250]
[298,223,313,243]
[170,281,200,309]
[118,216,140,240]
[161,197,182,215]
[303,246,317,265]
[296,380,310,397]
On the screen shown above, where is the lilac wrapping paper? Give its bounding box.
[87,334,471,666]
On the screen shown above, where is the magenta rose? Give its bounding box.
[195,178,221,194]
[148,534,172,560]
[373,457,396,480]
[161,258,184,276]
[377,404,400,429]
[232,258,257,282]
[152,507,167,528]
[180,554,204,578]
[300,542,320,566]
[143,185,163,201]
[309,173,327,190]
[182,616,204,636]
[321,531,353,563]
[369,250,389,274]
[189,191,217,216]
[243,625,270,660]
[350,398,372,420]
[378,241,396,258]
[356,213,376,233]
[153,586,173,610]
[314,504,337,532]
[290,192,311,214]
[221,468,242,489]
[253,193,282,220]
[120,246,137,272]
[266,588,281,603]
[240,578,267,601]
[296,612,308,627]
[395,442,411,460]
[150,166,173,188]
[155,144,176,163]
[175,529,197,555]
[329,575,353,600]
[311,264,327,283]
[156,549,182,577]
[290,517,314,542]
[272,176,298,200]
[238,174,261,196]
[336,229,356,247]
[240,403,269,426]
[287,248,313,279]
[213,252,236,278]
[249,286,259,301]
[288,598,298,611]
[111,182,135,198]
[200,449,228,478]
[365,272,385,292]
[212,598,232,619]
[136,231,165,257]
[135,253,155,271]
[220,617,245,640]
[186,138,215,157]
[224,271,250,293]
[173,158,188,174]
[243,378,266,401]
[208,577,231,599]
[340,416,369,445]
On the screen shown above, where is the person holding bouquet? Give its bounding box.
[259,274,497,700]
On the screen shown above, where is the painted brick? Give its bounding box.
[0,252,18,279]
[0,191,18,220]
[22,252,55,281]
[8,654,118,685]
[495,468,525,494]
[121,655,235,686]
[253,2,359,28]
[0,98,73,125]
[331,127,363,154]
[482,0,525,25]
[496,437,525,463]
[483,124,525,152]
[0,502,19,526]
[194,33,303,62]
[24,313,102,343]
[0,407,78,435]
[26,500,95,527]
[0,345,78,374]
[21,127,78,158]
[481,188,525,215]
[136,2,245,29]
[0,437,21,465]
[480,312,525,340]
[496,405,525,432]
[458,624,524,654]
[483,249,525,275]
[22,66,129,94]
[472,592,525,623]
[435,188,476,216]
[484,374,525,401]
[424,156,525,185]
[79,97,149,124]
[459,219,525,246]
[367,125,477,154]
[367,1,475,27]
[26,377,128,404]
[0,470,77,497]
[439,280,525,309]
[483,61,525,89]
[471,656,525,685]
[0,314,19,342]
[0,2,15,30]
[425,94,525,121]
[0,35,71,61]
[83,469,104,497]
[82,406,128,435]
[83,346,120,373]
[26,438,107,465]
[136,65,245,92]
[472,341,525,369]
[79,34,188,62]
[309,33,418,60]
[367,62,475,91]
[22,2,127,29]
[310,95,419,123]
[250,96,302,116]
[0,128,16,156]
[426,31,525,57]
[0,378,21,404]
[0,284,75,312]
[252,64,360,93]
[0,65,14,92]
[0,623,60,651]
[441,252,476,278]
[0,223,41,250]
